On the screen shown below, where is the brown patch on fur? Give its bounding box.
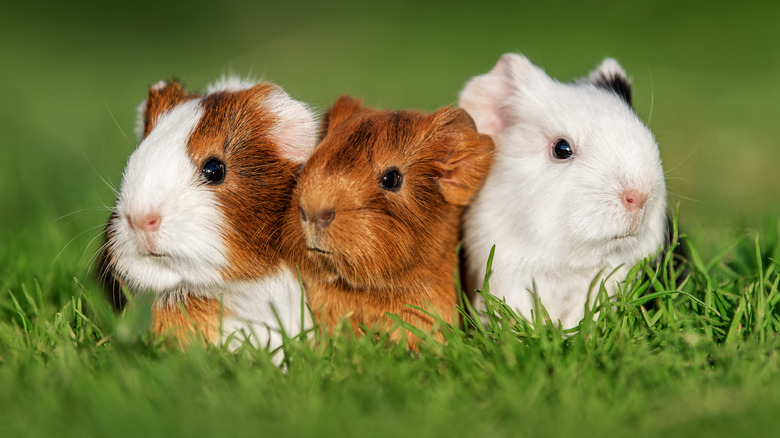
[141,81,197,138]
[152,296,225,346]
[282,96,495,348]
[185,83,300,281]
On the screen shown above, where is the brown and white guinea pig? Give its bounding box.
[97,77,316,354]
[281,96,495,348]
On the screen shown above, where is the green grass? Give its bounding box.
[1,217,779,437]
[2,1,780,437]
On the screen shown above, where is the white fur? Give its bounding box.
[588,58,627,85]
[155,266,312,363]
[460,54,667,329]
[218,268,311,356]
[261,88,318,164]
[112,100,229,292]
[207,75,258,93]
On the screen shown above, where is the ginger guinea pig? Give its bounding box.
[282,96,494,347]
[459,54,667,329]
[97,77,316,353]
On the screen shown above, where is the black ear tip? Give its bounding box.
[592,73,633,108]
[588,59,633,108]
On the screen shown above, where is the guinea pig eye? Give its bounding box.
[379,168,403,192]
[201,157,226,185]
[552,139,574,160]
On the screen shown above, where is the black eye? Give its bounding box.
[201,157,226,184]
[379,168,403,192]
[552,139,574,160]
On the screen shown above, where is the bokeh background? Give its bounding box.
[1,0,778,280]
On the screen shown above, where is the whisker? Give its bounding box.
[82,149,120,197]
[645,62,655,125]
[248,220,281,268]
[51,223,107,267]
[664,176,697,184]
[666,191,701,203]
[84,233,111,274]
[106,101,130,143]
[51,206,113,223]
[664,137,700,176]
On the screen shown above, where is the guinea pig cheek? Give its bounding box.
[112,189,229,291]
[111,102,230,290]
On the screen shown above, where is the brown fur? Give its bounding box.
[185,84,300,281]
[141,81,197,138]
[98,81,302,343]
[152,296,225,346]
[282,96,495,348]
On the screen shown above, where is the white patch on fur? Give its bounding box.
[261,87,318,164]
[218,267,312,361]
[134,98,148,140]
[460,53,667,329]
[207,75,258,93]
[589,58,627,84]
[111,99,230,293]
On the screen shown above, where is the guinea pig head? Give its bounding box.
[460,54,666,262]
[102,79,316,296]
[286,96,494,290]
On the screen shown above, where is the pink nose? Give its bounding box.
[621,189,648,211]
[300,206,335,229]
[128,212,162,232]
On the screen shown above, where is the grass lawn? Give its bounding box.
[2,222,779,437]
[1,1,779,436]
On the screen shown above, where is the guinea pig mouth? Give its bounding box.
[307,247,332,255]
[136,247,167,258]
[611,230,639,241]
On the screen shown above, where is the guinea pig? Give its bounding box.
[282,96,495,348]
[458,54,667,329]
[97,77,316,353]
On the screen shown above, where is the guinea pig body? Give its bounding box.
[283,96,494,347]
[459,54,667,329]
[99,78,316,353]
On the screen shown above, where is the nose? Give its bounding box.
[621,189,648,211]
[300,205,335,229]
[127,212,162,232]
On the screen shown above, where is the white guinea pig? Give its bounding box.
[97,77,316,355]
[459,54,667,329]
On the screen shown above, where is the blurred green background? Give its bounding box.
[1,0,778,270]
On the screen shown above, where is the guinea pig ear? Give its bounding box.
[435,108,495,206]
[458,53,548,136]
[259,86,318,165]
[319,95,364,138]
[587,58,633,108]
[136,80,192,140]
